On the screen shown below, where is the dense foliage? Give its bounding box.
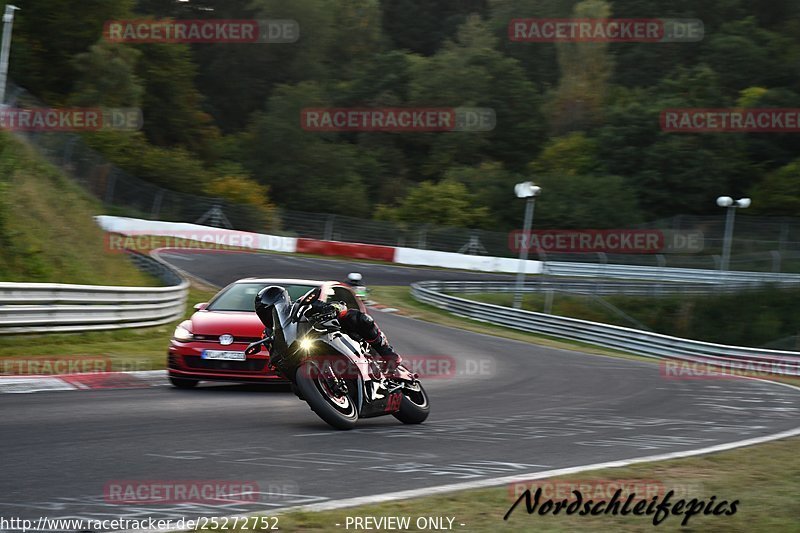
[10,0,800,230]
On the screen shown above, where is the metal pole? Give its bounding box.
[0,5,19,106]
[544,289,553,314]
[513,197,535,309]
[323,214,335,241]
[720,206,736,272]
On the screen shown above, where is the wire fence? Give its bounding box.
[7,83,800,272]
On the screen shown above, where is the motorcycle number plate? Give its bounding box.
[202,350,246,361]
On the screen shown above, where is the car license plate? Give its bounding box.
[201,350,246,361]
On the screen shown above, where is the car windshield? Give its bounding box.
[206,283,317,312]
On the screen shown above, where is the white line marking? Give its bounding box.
[277,424,800,514]
[116,380,800,533]
[0,370,169,394]
[0,377,78,393]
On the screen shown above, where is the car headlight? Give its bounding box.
[299,338,314,351]
[173,325,194,341]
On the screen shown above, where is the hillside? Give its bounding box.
[0,132,156,286]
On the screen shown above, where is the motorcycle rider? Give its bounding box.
[344,272,364,288]
[343,272,369,300]
[254,286,402,375]
[307,298,401,372]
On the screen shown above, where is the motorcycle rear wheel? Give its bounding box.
[295,358,359,430]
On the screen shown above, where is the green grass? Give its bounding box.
[370,286,650,363]
[369,286,800,386]
[0,132,155,285]
[256,436,800,532]
[0,133,222,367]
[459,287,800,350]
[0,287,217,372]
[457,291,641,328]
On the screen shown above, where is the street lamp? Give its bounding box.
[513,181,541,309]
[716,196,751,272]
[0,4,20,106]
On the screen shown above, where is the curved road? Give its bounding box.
[155,249,518,287]
[1,250,799,527]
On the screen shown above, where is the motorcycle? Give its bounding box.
[352,284,370,301]
[245,286,430,430]
[345,272,370,302]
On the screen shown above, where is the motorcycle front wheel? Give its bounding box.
[393,380,430,424]
[295,357,359,430]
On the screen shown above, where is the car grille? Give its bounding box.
[184,358,268,372]
[192,335,262,344]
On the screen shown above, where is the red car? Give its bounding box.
[167,278,367,388]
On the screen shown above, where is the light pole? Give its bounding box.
[513,181,541,309]
[0,4,20,107]
[716,196,751,272]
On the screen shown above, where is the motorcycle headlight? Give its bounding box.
[173,325,194,341]
[299,338,314,352]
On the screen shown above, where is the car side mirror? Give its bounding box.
[193,302,208,310]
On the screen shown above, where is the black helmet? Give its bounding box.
[254,285,290,324]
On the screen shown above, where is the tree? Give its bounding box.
[736,86,800,171]
[10,0,135,101]
[408,16,546,175]
[198,0,379,132]
[527,134,641,228]
[443,161,524,230]
[375,179,489,227]
[532,173,642,229]
[700,17,797,97]
[594,67,753,217]
[83,131,215,193]
[239,82,373,215]
[327,0,386,80]
[594,89,661,179]
[136,42,221,161]
[487,0,574,88]
[381,0,488,56]
[529,132,603,177]
[749,159,800,216]
[69,42,143,107]
[547,0,613,134]
[205,171,279,230]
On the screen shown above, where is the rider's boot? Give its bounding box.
[369,333,402,377]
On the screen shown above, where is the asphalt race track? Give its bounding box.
[155,249,518,287]
[2,250,799,526]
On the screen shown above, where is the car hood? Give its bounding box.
[189,311,265,337]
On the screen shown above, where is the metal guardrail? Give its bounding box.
[0,252,189,334]
[543,261,800,284]
[411,281,800,376]
[433,279,772,296]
